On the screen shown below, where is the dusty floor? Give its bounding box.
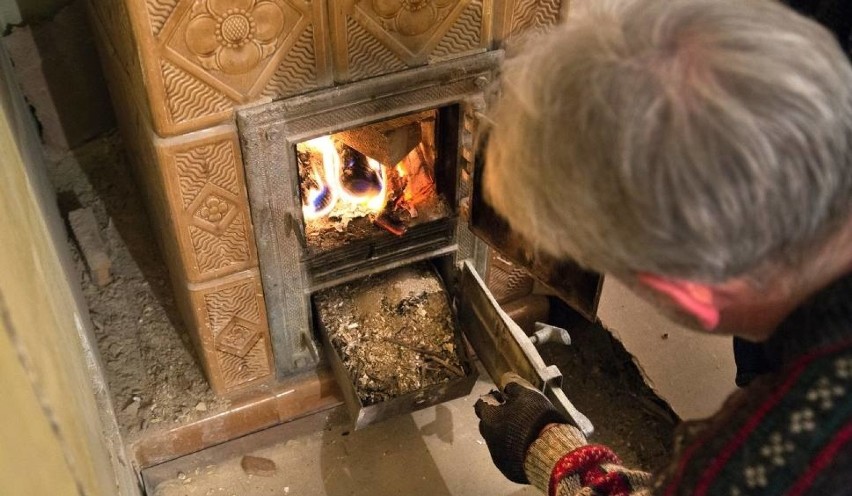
[142,346,675,496]
[143,378,549,496]
[51,132,676,493]
[49,134,231,441]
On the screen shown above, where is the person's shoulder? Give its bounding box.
[655,345,852,495]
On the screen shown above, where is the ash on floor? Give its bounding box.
[314,263,467,405]
[49,133,229,440]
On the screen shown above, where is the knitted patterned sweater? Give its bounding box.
[523,272,852,495]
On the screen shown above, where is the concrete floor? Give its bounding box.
[140,276,740,496]
[144,377,540,496]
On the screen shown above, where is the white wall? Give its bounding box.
[597,278,737,420]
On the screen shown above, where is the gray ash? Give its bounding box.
[314,263,466,405]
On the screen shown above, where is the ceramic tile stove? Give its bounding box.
[87,0,609,445]
[87,0,587,399]
[237,52,494,377]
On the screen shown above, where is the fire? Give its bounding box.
[300,136,388,220]
[298,111,447,247]
[301,137,338,220]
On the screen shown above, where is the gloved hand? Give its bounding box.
[474,377,568,484]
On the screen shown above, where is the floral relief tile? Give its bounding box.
[215,317,262,358]
[156,126,258,282]
[98,0,332,135]
[190,188,239,233]
[185,0,287,75]
[162,0,306,99]
[330,0,493,81]
[372,0,461,37]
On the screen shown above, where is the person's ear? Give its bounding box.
[637,273,721,330]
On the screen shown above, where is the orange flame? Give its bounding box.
[300,136,388,220]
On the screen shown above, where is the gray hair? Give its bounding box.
[484,0,852,282]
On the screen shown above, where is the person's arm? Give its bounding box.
[524,423,652,495]
[475,380,652,495]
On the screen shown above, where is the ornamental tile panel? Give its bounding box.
[494,0,564,43]
[185,271,274,393]
[100,0,333,136]
[508,0,560,34]
[428,0,488,62]
[329,0,493,82]
[147,0,180,35]
[156,125,258,281]
[162,0,304,98]
[215,317,261,357]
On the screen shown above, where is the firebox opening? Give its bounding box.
[297,107,457,255]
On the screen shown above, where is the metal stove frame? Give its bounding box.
[237,52,499,377]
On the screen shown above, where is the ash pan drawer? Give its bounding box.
[313,262,477,430]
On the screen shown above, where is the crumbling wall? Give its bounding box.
[1,0,114,153]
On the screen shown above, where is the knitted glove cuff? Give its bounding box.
[503,406,569,483]
[524,424,589,489]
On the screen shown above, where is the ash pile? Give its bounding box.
[314,263,467,405]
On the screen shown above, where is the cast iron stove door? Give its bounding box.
[456,261,593,436]
[456,124,603,435]
[467,142,604,321]
[456,126,601,435]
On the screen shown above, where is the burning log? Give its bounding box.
[336,112,430,166]
[296,109,451,253]
[337,143,383,198]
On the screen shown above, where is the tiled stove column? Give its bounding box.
[86,0,564,395]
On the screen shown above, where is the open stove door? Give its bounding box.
[458,128,599,435]
[456,260,593,436]
[466,139,603,321]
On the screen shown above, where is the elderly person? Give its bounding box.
[474,0,852,494]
